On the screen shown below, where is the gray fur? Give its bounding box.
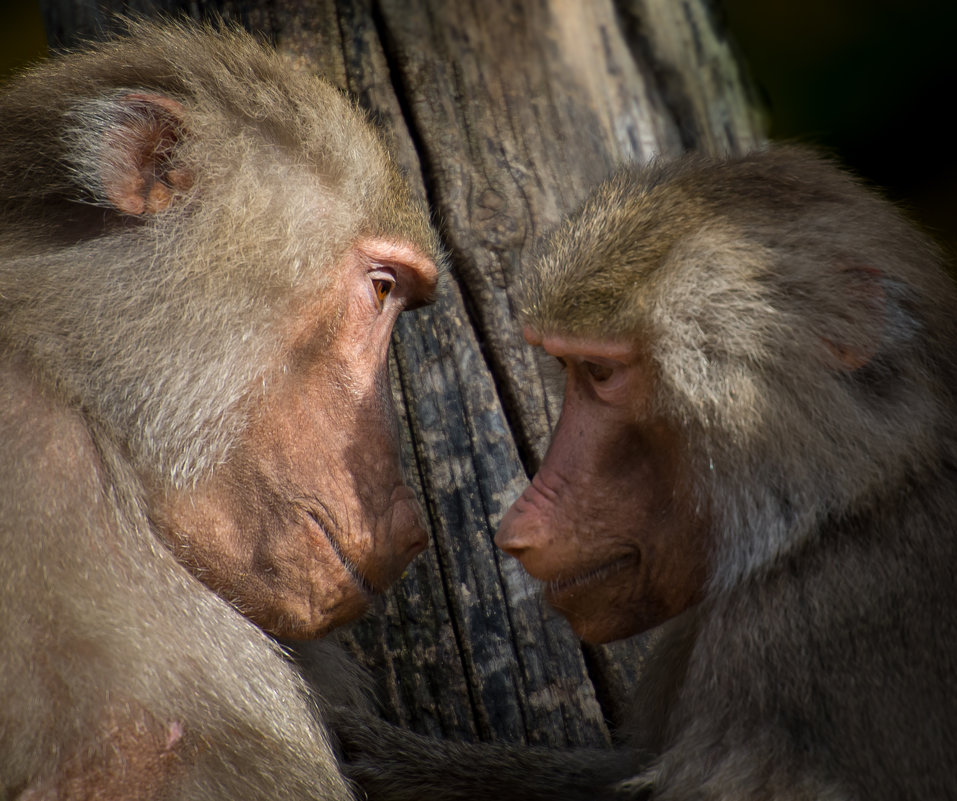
[0,20,435,799]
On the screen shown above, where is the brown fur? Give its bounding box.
[338,147,957,801]
[0,20,438,799]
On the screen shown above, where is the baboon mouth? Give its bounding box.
[545,554,637,597]
[305,505,378,596]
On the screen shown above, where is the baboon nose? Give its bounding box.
[389,486,429,559]
[494,507,530,557]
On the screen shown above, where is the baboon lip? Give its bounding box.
[544,553,637,598]
[304,506,379,597]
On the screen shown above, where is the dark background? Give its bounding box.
[721,0,957,261]
[2,0,955,260]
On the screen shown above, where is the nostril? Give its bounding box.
[498,543,527,559]
[496,483,545,547]
[493,512,528,556]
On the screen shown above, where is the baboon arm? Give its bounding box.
[332,710,650,801]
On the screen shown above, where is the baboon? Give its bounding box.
[0,21,439,800]
[338,147,957,801]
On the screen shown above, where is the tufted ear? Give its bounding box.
[822,265,886,370]
[99,93,194,215]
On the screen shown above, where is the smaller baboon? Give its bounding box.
[337,147,957,801]
[0,20,439,800]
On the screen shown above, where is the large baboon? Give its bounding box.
[0,20,439,800]
[339,147,957,801]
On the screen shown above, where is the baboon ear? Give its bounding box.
[822,264,886,370]
[100,93,194,215]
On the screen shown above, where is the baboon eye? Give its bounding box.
[584,361,613,382]
[372,277,394,308]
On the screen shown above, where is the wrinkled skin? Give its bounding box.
[154,241,438,638]
[496,330,708,643]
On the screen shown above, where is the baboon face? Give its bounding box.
[153,239,438,639]
[496,330,709,643]
[0,31,441,640]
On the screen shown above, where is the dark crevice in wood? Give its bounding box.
[365,7,491,734]
[368,0,444,245]
[581,643,625,734]
[612,0,697,152]
[454,254,540,480]
[389,333,491,738]
[370,2,541,483]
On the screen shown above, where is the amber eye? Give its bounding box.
[373,278,394,308]
[584,361,613,382]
